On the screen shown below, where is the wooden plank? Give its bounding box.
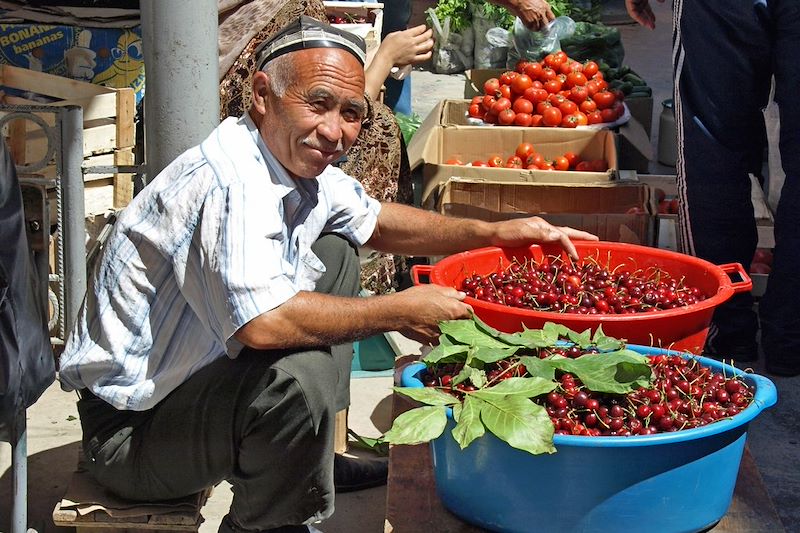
[112,147,135,208]
[115,88,136,149]
[385,356,785,533]
[0,63,109,99]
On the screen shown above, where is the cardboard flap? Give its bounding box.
[407,101,445,171]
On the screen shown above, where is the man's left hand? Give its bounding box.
[489,216,598,259]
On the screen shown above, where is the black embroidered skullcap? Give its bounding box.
[255,15,367,70]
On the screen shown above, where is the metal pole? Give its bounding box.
[11,406,27,533]
[140,0,219,179]
[61,106,87,340]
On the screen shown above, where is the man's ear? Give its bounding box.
[251,71,270,114]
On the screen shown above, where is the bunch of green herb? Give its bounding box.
[394,112,422,146]
[430,0,472,34]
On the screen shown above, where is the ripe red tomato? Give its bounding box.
[590,159,609,172]
[585,79,601,96]
[566,71,588,88]
[593,90,616,110]
[511,74,534,95]
[531,88,549,103]
[563,152,579,168]
[544,78,563,94]
[487,155,504,167]
[536,100,553,115]
[491,97,512,114]
[559,100,578,115]
[568,85,589,103]
[575,111,589,126]
[600,107,617,123]
[512,97,534,114]
[471,95,484,106]
[445,158,463,165]
[579,98,597,114]
[484,78,500,95]
[583,61,599,77]
[554,156,570,171]
[515,59,532,74]
[524,62,543,80]
[540,67,557,81]
[497,108,516,125]
[482,95,496,111]
[575,161,593,171]
[471,160,489,167]
[554,51,568,64]
[506,155,524,168]
[513,112,533,127]
[516,142,535,159]
[468,103,484,118]
[560,113,580,128]
[587,110,603,124]
[548,93,567,106]
[530,114,544,127]
[542,106,563,127]
[483,111,498,124]
[528,153,546,167]
[500,70,517,85]
[498,84,512,100]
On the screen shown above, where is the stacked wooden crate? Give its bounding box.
[0,63,136,216]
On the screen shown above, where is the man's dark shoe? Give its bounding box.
[702,335,758,363]
[333,454,388,493]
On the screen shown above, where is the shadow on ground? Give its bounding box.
[0,440,81,533]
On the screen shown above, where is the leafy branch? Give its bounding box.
[382,317,652,455]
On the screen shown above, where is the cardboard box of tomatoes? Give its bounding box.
[437,178,656,245]
[462,68,653,173]
[408,100,619,209]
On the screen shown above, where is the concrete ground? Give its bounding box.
[2,1,799,532]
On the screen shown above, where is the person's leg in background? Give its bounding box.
[385,75,412,116]
[759,0,800,376]
[673,0,772,359]
[380,0,412,114]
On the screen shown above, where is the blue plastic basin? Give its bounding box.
[400,346,777,533]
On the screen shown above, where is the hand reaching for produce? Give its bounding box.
[392,284,473,344]
[625,0,665,30]
[500,0,555,31]
[488,216,599,259]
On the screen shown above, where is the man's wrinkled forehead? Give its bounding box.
[255,15,367,70]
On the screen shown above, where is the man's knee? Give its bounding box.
[312,233,360,298]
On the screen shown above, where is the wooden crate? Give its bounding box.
[0,63,136,212]
[52,452,210,533]
[323,1,384,62]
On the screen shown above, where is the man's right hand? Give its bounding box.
[392,284,473,345]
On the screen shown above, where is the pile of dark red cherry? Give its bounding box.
[459,256,707,314]
[421,352,754,436]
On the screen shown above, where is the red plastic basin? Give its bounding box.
[411,241,751,353]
